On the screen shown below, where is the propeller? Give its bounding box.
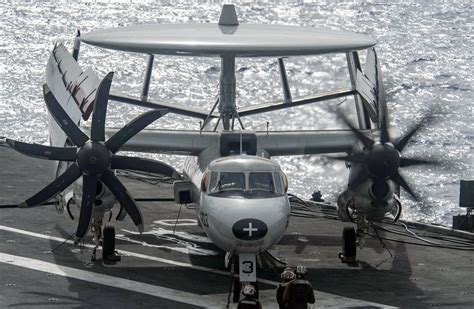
[7,74,176,243]
[330,106,439,201]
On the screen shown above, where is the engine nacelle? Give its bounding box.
[75,177,116,216]
[60,177,117,221]
[337,178,399,222]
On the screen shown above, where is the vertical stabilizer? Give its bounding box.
[355,47,385,124]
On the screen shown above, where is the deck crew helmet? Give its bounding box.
[295,265,307,276]
[281,269,296,281]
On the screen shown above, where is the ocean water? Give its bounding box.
[0,0,472,225]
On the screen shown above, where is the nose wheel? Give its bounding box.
[339,226,357,263]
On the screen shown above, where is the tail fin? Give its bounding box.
[46,44,102,148]
[355,47,387,125]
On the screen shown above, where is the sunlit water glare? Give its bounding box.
[1,1,472,226]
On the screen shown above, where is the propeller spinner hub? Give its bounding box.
[76,142,111,176]
[367,143,401,178]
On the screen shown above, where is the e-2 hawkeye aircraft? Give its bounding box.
[5,4,437,293]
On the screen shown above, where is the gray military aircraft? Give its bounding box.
[5,4,436,296]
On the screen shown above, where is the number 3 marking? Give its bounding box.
[242,261,254,274]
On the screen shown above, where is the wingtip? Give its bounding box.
[42,83,51,94]
[105,71,114,80]
[5,138,14,148]
[137,224,144,234]
[18,201,29,208]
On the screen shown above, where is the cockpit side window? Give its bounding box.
[249,172,274,192]
[209,172,219,192]
[273,172,283,193]
[210,172,245,192]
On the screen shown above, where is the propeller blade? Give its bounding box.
[105,109,167,153]
[391,172,419,201]
[43,84,89,147]
[100,169,144,232]
[379,106,391,144]
[111,155,180,178]
[90,72,114,142]
[74,175,97,242]
[6,139,77,161]
[116,204,127,221]
[400,157,438,167]
[336,110,374,149]
[395,112,436,152]
[20,164,82,207]
[326,153,366,164]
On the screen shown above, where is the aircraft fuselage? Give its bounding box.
[183,154,290,254]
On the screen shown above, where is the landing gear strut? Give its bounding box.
[232,255,240,303]
[233,278,241,303]
[339,226,357,263]
[102,225,121,264]
[231,254,260,303]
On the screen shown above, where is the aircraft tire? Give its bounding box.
[102,225,116,260]
[233,278,241,303]
[342,226,356,259]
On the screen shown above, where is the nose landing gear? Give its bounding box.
[92,222,121,264]
[102,225,121,264]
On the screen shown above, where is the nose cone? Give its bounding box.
[232,219,268,241]
[200,195,290,253]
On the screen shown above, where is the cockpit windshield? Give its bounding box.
[208,171,285,199]
[213,172,245,191]
[249,172,274,191]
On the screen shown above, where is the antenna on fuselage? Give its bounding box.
[240,131,243,155]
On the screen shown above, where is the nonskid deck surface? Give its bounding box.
[0,146,473,308]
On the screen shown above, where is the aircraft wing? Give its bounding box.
[105,129,363,156]
[255,130,360,156]
[105,129,219,156]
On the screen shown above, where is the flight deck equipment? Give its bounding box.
[174,180,193,204]
[453,180,474,231]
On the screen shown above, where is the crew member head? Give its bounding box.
[281,267,296,282]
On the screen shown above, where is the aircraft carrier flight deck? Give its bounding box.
[1,145,473,308]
